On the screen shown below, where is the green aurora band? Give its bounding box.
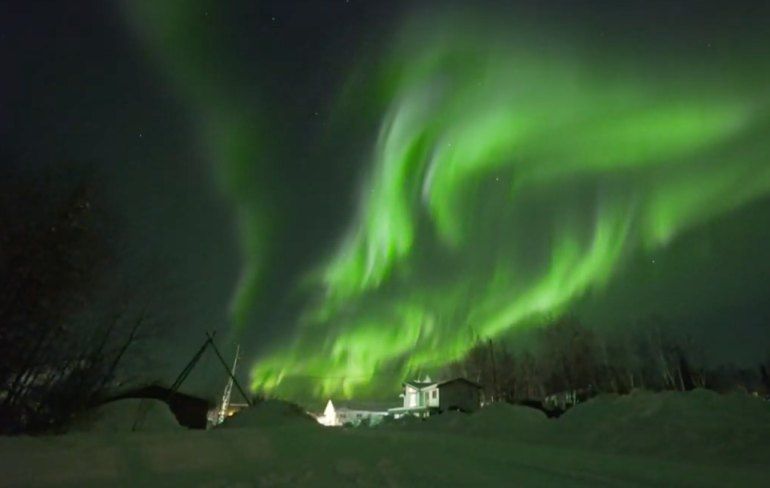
[123,0,271,328]
[125,5,770,399]
[252,17,770,398]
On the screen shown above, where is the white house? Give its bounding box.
[388,377,482,418]
[316,399,391,427]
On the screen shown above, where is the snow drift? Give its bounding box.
[383,388,770,467]
[72,399,181,433]
[1,390,768,486]
[557,388,770,465]
[218,399,318,429]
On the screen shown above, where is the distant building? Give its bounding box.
[542,386,595,412]
[316,399,391,427]
[388,377,482,418]
[316,377,483,426]
[543,390,578,411]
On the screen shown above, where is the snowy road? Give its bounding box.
[1,426,766,487]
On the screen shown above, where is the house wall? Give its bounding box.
[438,382,480,412]
[404,386,420,408]
[426,386,439,407]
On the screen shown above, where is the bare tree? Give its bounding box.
[0,168,151,433]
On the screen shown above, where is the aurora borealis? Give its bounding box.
[116,2,770,399]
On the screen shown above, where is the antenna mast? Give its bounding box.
[217,344,240,424]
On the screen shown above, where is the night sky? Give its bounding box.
[3,0,770,401]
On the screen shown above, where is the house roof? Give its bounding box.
[387,405,438,413]
[403,377,483,390]
[403,380,435,389]
[435,377,483,389]
[104,384,213,429]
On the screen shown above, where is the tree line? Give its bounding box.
[449,315,770,409]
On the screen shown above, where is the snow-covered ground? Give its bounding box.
[1,390,768,487]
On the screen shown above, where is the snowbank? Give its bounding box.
[557,388,770,465]
[218,399,318,429]
[466,402,550,440]
[376,403,550,443]
[421,409,470,430]
[376,389,770,466]
[72,399,181,433]
[1,390,768,486]
[375,412,427,430]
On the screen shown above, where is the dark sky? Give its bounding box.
[2,0,769,399]
[1,0,398,394]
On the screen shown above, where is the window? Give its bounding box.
[431,390,438,399]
